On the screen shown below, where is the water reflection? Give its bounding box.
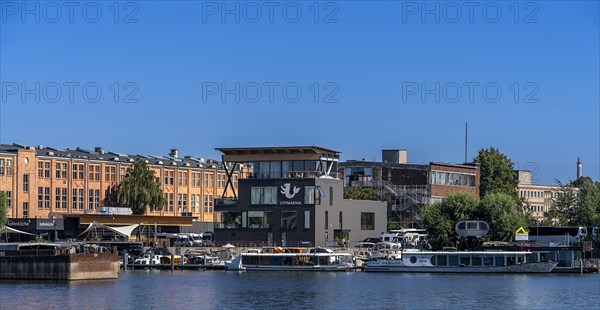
[1,271,598,309]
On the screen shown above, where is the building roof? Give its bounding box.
[0,143,234,171]
[216,146,340,163]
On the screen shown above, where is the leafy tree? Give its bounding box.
[544,180,578,226]
[423,192,478,249]
[0,191,7,231]
[475,192,532,242]
[473,147,518,200]
[344,187,376,200]
[570,177,600,227]
[118,159,166,215]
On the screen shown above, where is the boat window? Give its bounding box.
[448,255,458,266]
[460,256,470,266]
[507,256,516,266]
[467,222,477,230]
[409,256,417,264]
[430,255,436,265]
[495,255,506,266]
[457,222,466,230]
[436,255,447,266]
[483,256,494,266]
[517,255,524,264]
[472,256,482,266]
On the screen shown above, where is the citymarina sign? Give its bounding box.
[278,182,303,206]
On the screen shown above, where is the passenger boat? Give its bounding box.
[364,250,558,273]
[369,242,402,261]
[225,247,354,271]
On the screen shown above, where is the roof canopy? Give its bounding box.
[216,146,339,163]
[78,222,139,238]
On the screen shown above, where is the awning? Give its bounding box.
[78,221,140,238]
[1,226,37,236]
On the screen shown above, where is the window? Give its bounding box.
[208,195,213,213]
[250,187,277,205]
[281,211,297,230]
[73,164,84,180]
[304,211,310,229]
[329,187,333,205]
[182,194,187,211]
[183,172,188,186]
[361,212,375,230]
[56,162,67,179]
[325,211,328,230]
[208,174,213,187]
[220,211,242,229]
[38,187,44,209]
[72,189,78,210]
[110,167,116,182]
[247,211,274,229]
[305,186,316,204]
[61,188,67,209]
[203,173,209,187]
[23,174,29,192]
[5,191,12,208]
[339,211,343,229]
[0,159,4,175]
[177,172,182,186]
[79,189,84,209]
[204,195,209,213]
[23,202,28,218]
[168,193,174,211]
[89,189,95,209]
[44,187,50,209]
[233,175,238,188]
[177,194,183,212]
[194,194,200,213]
[5,159,13,176]
[38,162,50,178]
[89,165,101,181]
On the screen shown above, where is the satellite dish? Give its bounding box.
[455,221,489,238]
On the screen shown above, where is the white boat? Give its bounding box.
[225,247,354,271]
[364,250,558,273]
[369,242,402,260]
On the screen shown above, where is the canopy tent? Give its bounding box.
[1,226,38,236]
[78,221,140,238]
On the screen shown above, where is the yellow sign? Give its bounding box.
[515,226,528,234]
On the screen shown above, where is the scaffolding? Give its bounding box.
[351,180,429,229]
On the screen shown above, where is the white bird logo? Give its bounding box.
[280,183,300,199]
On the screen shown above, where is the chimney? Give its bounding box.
[170,148,179,158]
[577,157,582,179]
[95,147,105,155]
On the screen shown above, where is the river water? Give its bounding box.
[1,271,598,309]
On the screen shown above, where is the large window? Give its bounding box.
[305,186,317,204]
[361,212,375,230]
[250,186,277,205]
[38,162,50,178]
[244,211,274,229]
[304,210,310,229]
[5,191,12,208]
[281,211,298,230]
[23,174,29,192]
[220,211,242,229]
[430,171,475,187]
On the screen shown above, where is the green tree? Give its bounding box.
[544,180,578,226]
[475,192,532,242]
[423,192,478,249]
[344,187,376,200]
[570,177,600,227]
[0,191,7,231]
[473,147,518,200]
[118,159,166,215]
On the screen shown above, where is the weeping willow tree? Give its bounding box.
[118,159,166,215]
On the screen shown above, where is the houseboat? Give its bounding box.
[225,247,354,271]
[364,250,557,273]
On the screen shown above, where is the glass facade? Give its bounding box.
[250,160,326,179]
[430,171,475,187]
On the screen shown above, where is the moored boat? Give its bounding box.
[364,250,557,273]
[225,247,354,271]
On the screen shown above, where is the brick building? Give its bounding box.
[340,149,480,228]
[0,144,242,221]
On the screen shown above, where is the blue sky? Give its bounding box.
[1,1,598,184]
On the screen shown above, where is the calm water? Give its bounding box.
[1,271,599,309]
